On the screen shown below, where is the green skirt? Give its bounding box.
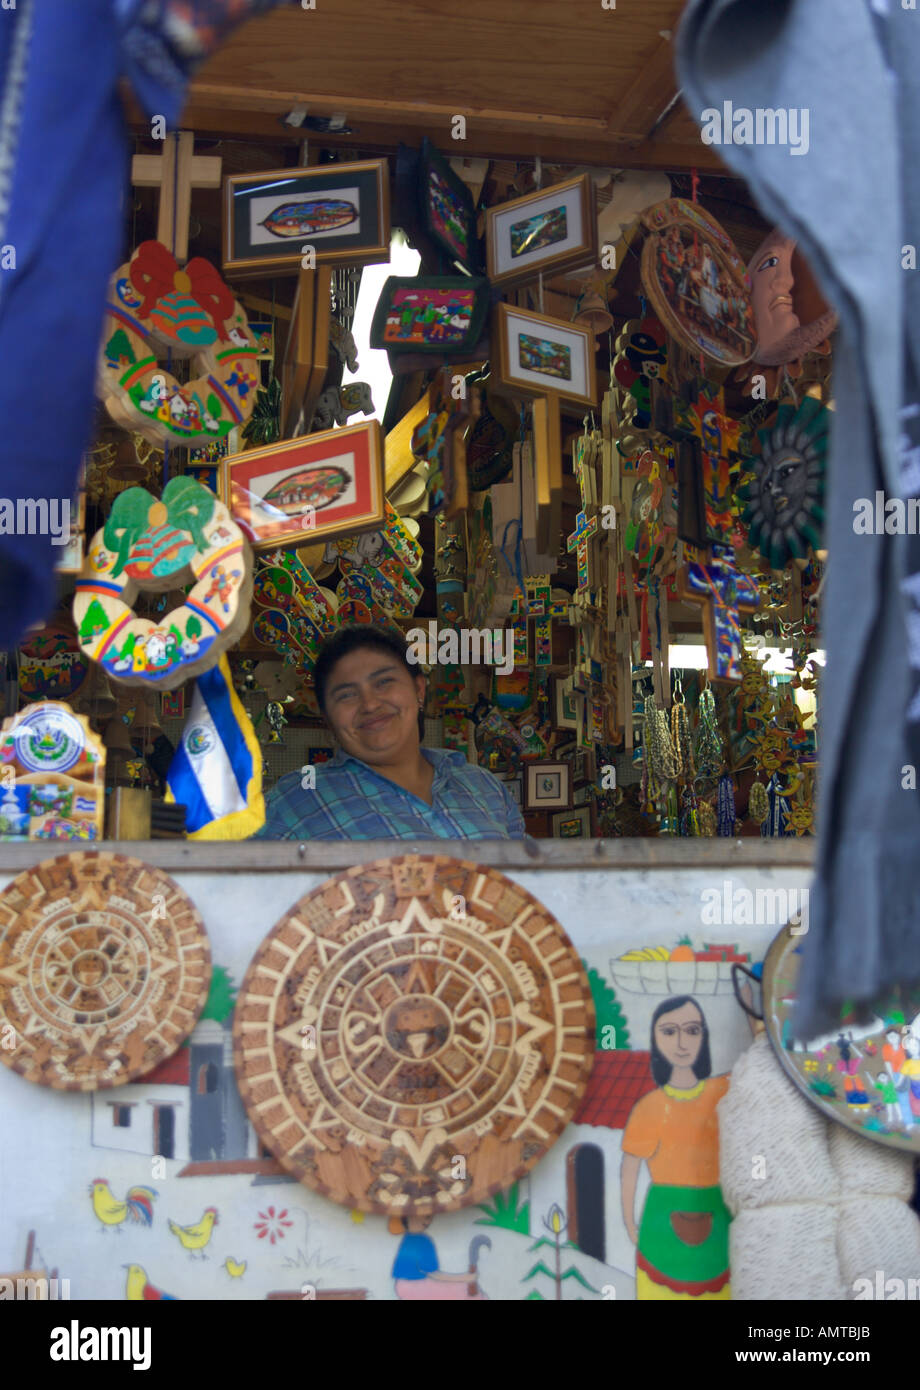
[638,1183,730,1287]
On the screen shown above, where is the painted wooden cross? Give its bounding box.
[678,541,761,683]
[567,509,600,590]
[411,366,470,520]
[657,377,742,544]
[524,574,567,668]
[507,588,529,667]
[131,131,222,262]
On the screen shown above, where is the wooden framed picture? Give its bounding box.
[640,197,755,367]
[551,806,591,838]
[486,174,596,289]
[370,276,490,355]
[419,138,480,273]
[223,160,391,277]
[503,774,523,807]
[492,302,596,409]
[221,420,385,552]
[522,759,572,813]
[552,676,579,730]
[248,320,275,360]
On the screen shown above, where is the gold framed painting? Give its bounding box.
[223,159,391,278]
[221,420,385,552]
[486,174,596,290]
[492,302,597,409]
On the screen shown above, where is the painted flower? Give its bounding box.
[254,1206,294,1244]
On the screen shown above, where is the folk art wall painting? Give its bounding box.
[99,241,261,449]
[222,160,391,277]
[0,857,782,1300]
[369,276,490,357]
[72,477,254,690]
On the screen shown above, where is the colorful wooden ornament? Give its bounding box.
[99,240,260,448]
[737,397,828,570]
[18,620,88,704]
[567,510,600,590]
[232,855,594,1214]
[0,702,105,842]
[251,552,337,676]
[640,198,755,367]
[613,316,669,430]
[73,477,253,689]
[678,542,761,683]
[411,366,470,519]
[0,852,211,1091]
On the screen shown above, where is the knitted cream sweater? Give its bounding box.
[719,1033,920,1300]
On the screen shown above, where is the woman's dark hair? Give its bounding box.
[649,995,711,1087]
[313,625,426,739]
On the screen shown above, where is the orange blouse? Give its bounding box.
[621,1076,729,1187]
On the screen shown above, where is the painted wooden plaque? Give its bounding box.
[0,702,104,842]
[233,855,595,1215]
[73,477,253,689]
[0,853,211,1092]
[640,198,755,367]
[760,925,920,1155]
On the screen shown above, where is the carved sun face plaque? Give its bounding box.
[0,852,211,1091]
[233,855,595,1215]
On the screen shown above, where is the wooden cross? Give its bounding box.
[677,541,761,683]
[656,378,741,544]
[525,575,553,667]
[567,509,599,590]
[507,588,529,666]
[131,131,221,262]
[411,366,470,520]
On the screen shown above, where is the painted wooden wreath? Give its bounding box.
[99,239,260,448]
[73,477,253,689]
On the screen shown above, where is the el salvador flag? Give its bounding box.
[165,655,264,839]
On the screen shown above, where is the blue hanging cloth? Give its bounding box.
[0,0,298,648]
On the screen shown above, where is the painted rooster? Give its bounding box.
[89,1180,157,1232]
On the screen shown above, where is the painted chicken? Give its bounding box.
[168,1206,219,1258]
[124,1263,178,1301]
[89,1180,157,1232]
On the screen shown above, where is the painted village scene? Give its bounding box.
[0,904,775,1301]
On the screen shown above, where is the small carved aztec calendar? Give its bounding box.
[233,856,595,1215]
[0,853,211,1091]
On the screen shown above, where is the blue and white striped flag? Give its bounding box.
[165,655,264,839]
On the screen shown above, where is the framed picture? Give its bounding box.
[370,276,490,355]
[573,784,592,807]
[419,138,480,273]
[522,759,572,813]
[223,160,391,277]
[486,174,596,289]
[503,774,523,806]
[492,302,596,409]
[248,320,275,360]
[221,420,385,552]
[552,676,579,731]
[551,806,592,838]
[640,197,756,367]
[161,689,185,719]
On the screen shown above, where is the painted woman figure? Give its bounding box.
[620,996,731,1300]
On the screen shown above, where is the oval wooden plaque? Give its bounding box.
[762,924,920,1154]
[0,852,211,1091]
[233,855,595,1215]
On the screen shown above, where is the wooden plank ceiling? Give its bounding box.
[174,0,727,172]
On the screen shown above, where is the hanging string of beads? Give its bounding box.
[670,684,695,780]
[642,693,678,803]
[748,778,769,824]
[679,783,701,836]
[717,773,737,836]
[697,798,717,836]
[695,686,724,779]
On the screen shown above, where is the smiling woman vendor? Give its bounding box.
[252,626,525,840]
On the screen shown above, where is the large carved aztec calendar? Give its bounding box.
[233,856,595,1215]
[0,853,211,1091]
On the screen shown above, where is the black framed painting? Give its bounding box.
[223,160,390,277]
[369,276,490,356]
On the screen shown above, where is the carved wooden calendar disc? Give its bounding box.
[233,855,595,1215]
[0,852,211,1091]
